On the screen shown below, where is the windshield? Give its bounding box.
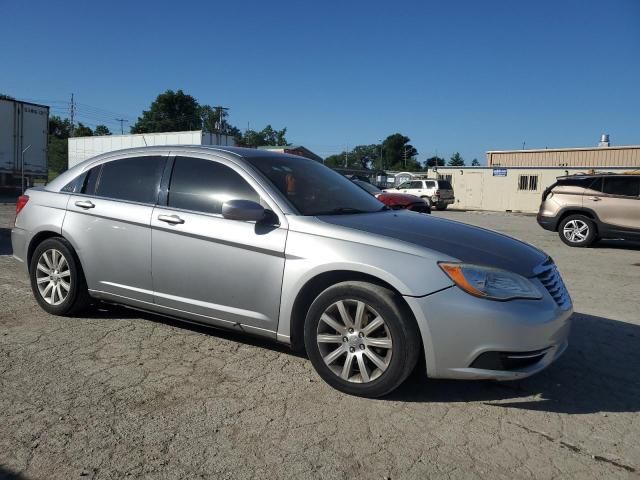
[245,155,385,215]
[353,179,382,195]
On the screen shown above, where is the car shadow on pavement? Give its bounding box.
[592,239,640,251]
[389,312,640,414]
[0,228,12,255]
[0,466,29,480]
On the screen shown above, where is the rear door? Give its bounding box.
[150,155,287,332]
[62,155,166,303]
[585,176,640,230]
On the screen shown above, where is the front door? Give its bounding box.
[151,155,287,333]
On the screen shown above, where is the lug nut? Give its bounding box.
[349,347,355,353]
[359,344,365,350]
[348,328,354,333]
[358,332,364,338]
[342,336,348,342]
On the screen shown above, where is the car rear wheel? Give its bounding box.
[29,237,90,315]
[437,203,448,210]
[304,281,421,397]
[558,214,596,247]
[420,196,432,208]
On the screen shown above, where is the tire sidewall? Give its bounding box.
[29,238,83,315]
[303,282,419,397]
[558,215,596,247]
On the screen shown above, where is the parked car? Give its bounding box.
[537,173,640,247]
[386,178,455,210]
[352,179,431,214]
[12,146,572,397]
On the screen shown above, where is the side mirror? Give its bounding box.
[222,199,265,222]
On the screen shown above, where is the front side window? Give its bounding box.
[168,156,260,215]
[245,155,384,216]
[602,176,640,197]
[93,156,165,203]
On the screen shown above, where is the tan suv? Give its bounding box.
[537,173,640,247]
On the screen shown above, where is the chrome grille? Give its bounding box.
[535,261,572,309]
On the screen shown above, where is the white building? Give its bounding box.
[68,130,235,168]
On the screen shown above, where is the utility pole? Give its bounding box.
[344,150,348,168]
[403,146,408,169]
[213,106,229,145]
[115,118,128,135]
[69,93,75,137]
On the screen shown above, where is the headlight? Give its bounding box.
[439,263,542,301]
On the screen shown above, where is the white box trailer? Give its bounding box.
[68,130,236,168]
[0,98,49,188]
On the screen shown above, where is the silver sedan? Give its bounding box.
[11,146,572,397]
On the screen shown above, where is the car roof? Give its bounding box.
[557,173,639,179]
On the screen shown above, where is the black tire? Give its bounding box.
[558,214,597,247]
[437,203,448,210]
[303,281,421,398]
[420,196,432,208]
[29,237,90,315]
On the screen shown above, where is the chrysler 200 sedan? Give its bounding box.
[12,146,573,397]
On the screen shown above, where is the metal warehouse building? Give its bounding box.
[487,135,640,168]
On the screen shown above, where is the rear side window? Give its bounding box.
[425,181,436,188]
[602,177,640,197]
[168,156,260,215]
[93,157,165,203]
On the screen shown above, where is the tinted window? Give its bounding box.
[168,156,260,214]
[602,176,640,197]
[244,155,384,216]
[82,167,101,195]
[425,181,436,188]
[437,181,453,190]
[94,157,165,203]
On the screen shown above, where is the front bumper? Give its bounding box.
[405,285,573,381]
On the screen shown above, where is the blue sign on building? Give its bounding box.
[493,168,508,177]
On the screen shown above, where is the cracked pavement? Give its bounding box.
[1,204,639,479]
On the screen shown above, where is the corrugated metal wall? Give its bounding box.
[487,147,640,167]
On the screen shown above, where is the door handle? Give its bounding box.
[75,200,95,209]
[158,214,185,225]
[589,197,601,202]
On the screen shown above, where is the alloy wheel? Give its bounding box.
[563,219,589,243]
[35,248,71,305]
[316,299,393,383]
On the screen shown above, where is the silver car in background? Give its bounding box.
[11,146,573,397]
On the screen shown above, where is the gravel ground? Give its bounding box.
[1,203,639,480]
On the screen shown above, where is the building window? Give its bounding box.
[438,174,453,184]
[518,174,539,191]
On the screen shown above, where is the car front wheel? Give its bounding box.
[304,281,421,397]
[558,214,596,247]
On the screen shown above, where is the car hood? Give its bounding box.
[318,210,547,277]
[376,192,423,205]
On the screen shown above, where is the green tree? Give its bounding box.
[471,158,480,166]
[425,156,445,168]
[94,125,111,136]
[235,125,288,147]
[47,116,73,178]
[382,133,419,171]
[74,123,93,137]
[0,93,15,100]
[131,89,202,133]
[448,152,465,166]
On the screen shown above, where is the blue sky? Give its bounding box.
[2,0,639,163]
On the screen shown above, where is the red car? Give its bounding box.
[352,180,431,214]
